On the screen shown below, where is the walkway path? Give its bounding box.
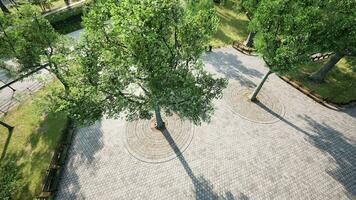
[56,47,356,200]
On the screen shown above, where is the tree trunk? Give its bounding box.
[310,53,344,82]
[250,70,273,101]
[0,121,14,132]
[49,65,70,94]
[0,0,10,14]
[154,103,164,130]
[243,32,256,48]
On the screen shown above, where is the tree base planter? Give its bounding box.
[224,84,285,124]
[125,114,194,163]
[151,120,167,131]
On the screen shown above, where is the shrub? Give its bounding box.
[0,160,22,200]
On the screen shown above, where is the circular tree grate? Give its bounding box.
[224,85,285,124]
[125,114,194,163]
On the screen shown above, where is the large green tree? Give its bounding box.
[0,4,72,93]
[59,0,227,128]
[248,0,355,100]
[251,0,319,101]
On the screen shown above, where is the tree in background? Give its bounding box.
[0,4,72,94]
[248,0,320,101]
[247,0,355,100]
[309,0,356,82]
[236,0,260,47]
[58,0,227,128]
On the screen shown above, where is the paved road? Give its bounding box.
[56,47,356,200]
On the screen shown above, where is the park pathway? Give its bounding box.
[55,47,356,200]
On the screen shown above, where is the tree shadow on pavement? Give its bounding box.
[341,106,356,119]
[256,101,356,198]
[55,121,105,200]
[204,51,263,87]
[300,115,356,199]
[161,128,248,200]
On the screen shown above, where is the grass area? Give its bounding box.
[0,85,67,199]
[284,57,356,104]
[210,0,250,47]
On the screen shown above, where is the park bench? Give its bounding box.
[232,41,256,55]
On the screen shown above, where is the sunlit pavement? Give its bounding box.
[56,47,356,200]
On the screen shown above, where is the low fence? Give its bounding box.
[37,118,75,200]
[232,41,256,56]
[232,41,334,62]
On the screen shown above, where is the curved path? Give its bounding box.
[56,47,356,200]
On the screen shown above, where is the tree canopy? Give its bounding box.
[56,0,227,126]
[247,0,355,99]
[251,0,355,72]
[0,4,72,90]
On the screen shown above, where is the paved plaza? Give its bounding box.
[56,47,356,200]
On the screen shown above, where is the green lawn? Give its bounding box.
[284,57,356,104]
[210,0,250,47]
[0,85,66,200]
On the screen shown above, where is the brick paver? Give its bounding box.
[56,47,356,200]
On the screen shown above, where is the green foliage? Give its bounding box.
[250,0,356,72]
[187,0,214,10]
[0,4,73,90]
[57,0,227,125]
[236,0,259,20]
[29,0,54,11]
[0,4,58,72]
[0,160,22,200]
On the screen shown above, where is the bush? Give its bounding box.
[0,160,22,200]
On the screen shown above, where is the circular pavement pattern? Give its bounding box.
[224,85,285,124]
[125,114,194,163]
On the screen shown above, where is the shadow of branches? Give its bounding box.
[162,128,246,200]
[255,101,355,198]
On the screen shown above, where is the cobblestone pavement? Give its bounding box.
[56,47,356,200]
